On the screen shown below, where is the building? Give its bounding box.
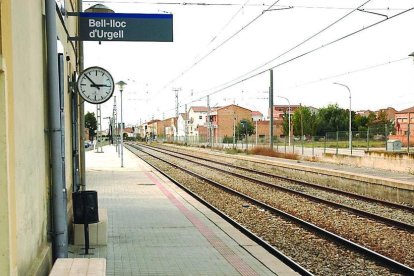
[269,104,301,120]
[162,117,177,141]
[147,119,162,139]
[177,113,188,141]
[251,111,263,122]
[355,110,372,117]
[187,106,208,139]
[209,105,252,143]
[1,0,83,274]
[124,127,135,138]
[376,107,397,122]
[392,106,414,146]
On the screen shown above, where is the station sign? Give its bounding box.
[78,12,173,42]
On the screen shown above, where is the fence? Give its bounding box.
[149,124,413,157]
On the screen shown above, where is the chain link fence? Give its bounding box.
[143,124,413,156]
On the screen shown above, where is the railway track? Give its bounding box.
[126,143,414,275]
[155,144,414,208]
[142,144,414,231]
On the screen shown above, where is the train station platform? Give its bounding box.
[69,145,298,275]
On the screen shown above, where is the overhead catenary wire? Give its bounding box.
[278,57,409,92]
[155,55,412,120]
[82,0,409,11]
[160,0,283,90]
[153,5,414,120]
[161,0,253,90]
[187,6,414,105]
[193,0,373,98]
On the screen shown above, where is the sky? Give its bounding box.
[82,0,414,126]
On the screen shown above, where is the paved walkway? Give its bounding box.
[69,145,297,275]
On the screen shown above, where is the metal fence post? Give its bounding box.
[312,136,314,156]
[324,135,326,154]
[336,131,339,155]
[385,124,388,151]
[408,123,411,154]
[301,136,304,155]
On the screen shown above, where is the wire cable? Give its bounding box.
[196,0,372,97]
[83,0,408,11]
[160,0,283,90]
[278,57,409,92]
[190,6,414,104]
[157,55,411,118]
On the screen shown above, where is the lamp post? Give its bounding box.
[408,52,414,153]
[333,82,352,154]
[116,80,127,167]
[276,96,291,146]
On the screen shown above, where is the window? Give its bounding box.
[199,115,202,120]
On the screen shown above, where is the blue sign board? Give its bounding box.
[79,13,173,42]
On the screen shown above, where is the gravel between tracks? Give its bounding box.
[133,147,403,275]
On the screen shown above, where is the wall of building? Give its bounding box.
[216,105,252,141]
[0,1,17,274]
[0,0,79,274]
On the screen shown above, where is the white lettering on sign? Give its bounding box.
[87,19,127,40]
[89,29,124,40]
[88,19,127,28]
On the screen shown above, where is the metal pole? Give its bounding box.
[408,122,411,154]
[245,123,248,151]
[269,70,274,149]
[207,95,211,148]
[120,90,124,167]
[288,103,291,147]
[300,104,304,155]
[233,112,236,148]
[185,104,188,144]
[336,131,339,155]
[333,82,352,154]
[255,120,258,146]
[78,0,86,192]
[45,0,67,259]
[174,88,180,142]
[276,95,290,146]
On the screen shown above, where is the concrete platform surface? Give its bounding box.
[69,145,298,276]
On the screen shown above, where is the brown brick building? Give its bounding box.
[209,105,252,143]
[391,106,414,146]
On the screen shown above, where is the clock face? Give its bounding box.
[77,66,115,104]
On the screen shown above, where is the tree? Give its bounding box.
[282,111,290,137]
[292,106,317,137]
[354,114,369,131]
[85,112,97,141]
[316,104,348,135]
[235,119,255,140]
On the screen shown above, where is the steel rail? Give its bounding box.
[139,144,414,232]
[153,144,414,212]
[128,144,414,275]
[125,144,313,276]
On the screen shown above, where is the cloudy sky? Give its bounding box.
[82,0,414,125]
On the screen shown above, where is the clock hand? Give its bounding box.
[95,84,111,87]
[85,75,100,90]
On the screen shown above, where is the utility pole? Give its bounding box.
[300,103,304,155]
[269,69,274,150]
[185,104,188,144]
[207,95,211,148]
[173,88,181,142]
[95,104,103,153]
[113,96,119,155]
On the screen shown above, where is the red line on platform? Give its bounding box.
[145,172,258,276]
